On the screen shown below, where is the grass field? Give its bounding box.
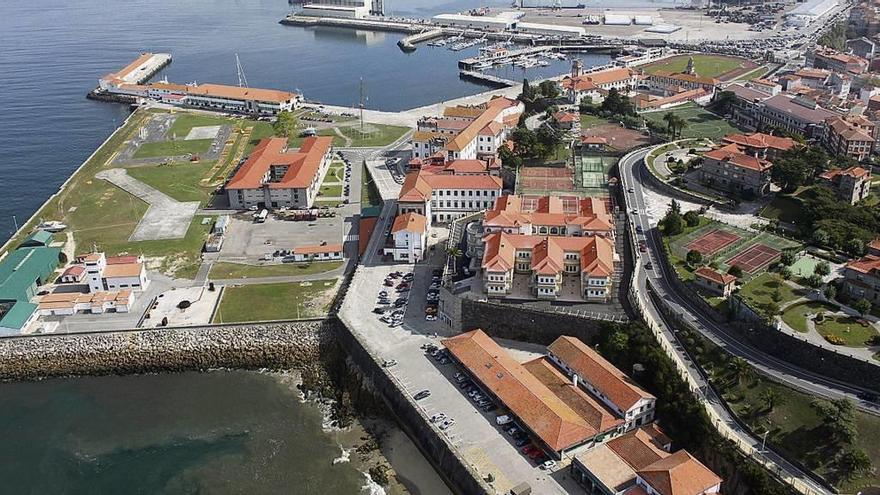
[133,138,214,159]
[209,261,343,279]
[781,301,839,333]
[337,124,410,147]
[782,301,878,346]
[579,114,613,129]
[127,161,216,205]
[739,272,806,311]
[213,280,337,323]
[641,54,750,79]
[319,184,343,197]
[643,103,742,140]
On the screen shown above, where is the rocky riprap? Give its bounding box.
[0,321,334,381]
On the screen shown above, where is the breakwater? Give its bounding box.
[0,320,333,381]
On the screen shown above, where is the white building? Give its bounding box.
[397,169,503,224]
[291,244,344,262]
[412,97,523,160]
[38,291,135,316]
[76,253,149,293]
[384,213,428,263]
[432,14,514,31]
[785,0,838,27]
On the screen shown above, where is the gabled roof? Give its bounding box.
[846,254,880,275]
[444,159,490,174]
[826,116,875,142]
[446,105,504,152]
[694,266,737,285]
[292,244,344,254]
[226,137,333,190]
[703,143,772,172]
[607,425,672,470]
[481,233,614,278]
[637,450,722,495]
[820,166,871,181]
[547,336,654,412]
[398,171,433,203]
[722,132,796,152]
[554,111,579,123]
[441,330,595,452]
[186,83,296,103]
[391,212,427,234]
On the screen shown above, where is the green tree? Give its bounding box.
[760,388,782,413]
[824,284,837,301]
[811,398,858,445]
[510,127,539,159]
[686,249,703,267]
[538,80,560,99]
[661,209,684,236]
[520,78,536,103]
[780,250,797,266]
[818,21,847,50]
[804,273,823,289]
[498,143,521,169]
[730,357,753,386]
[839,449,872,481]
[814,261,831,277]
[711,90,737,115]
[812,229,830,247]
[728,265,743,278]
[770,146,829,192]
[845,237,865,257]
[600,88,635,117]
[853,298,873,317]
[272,110,298,138]
[662,112,687,139]
[778,266,793,280]
[771,288,782,303]
[683,210,701,227]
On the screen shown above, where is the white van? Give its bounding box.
[496,415,512,426]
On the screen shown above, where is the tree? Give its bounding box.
[711,90,737,115]
[730,357,753,386]
[845,237,865,257]
[683,210,700,227]
[765,300,781,317]
[498,143,521,170]
[662,112,687,140]
[272,110,298,138]
[520,78,536,103]
[812,229,830,247]
[853,298,872,317]
[811,398,858,445]
[814,261,831,277]
[780,250,796,266]
[600,88,635,117]
[818,21,847,50]
[824,284,837,301]
[661,209,684,236]
[510,127,539,159]
[728,265,744,278]
[760,388,782,413]
[804,273,823,289]
[839,449,872,481]
[446,246,463,259]
[686,249,703,267]
[770,146,829,192]
[536,125,561,158]
[771,288,782,303]
[538,80,560,99]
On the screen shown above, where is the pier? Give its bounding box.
[459,46,551,69]
[458,70,518,88]
[397,28,444,52]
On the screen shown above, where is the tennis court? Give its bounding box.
[573,153,616,195]
[726,244,781,273]
[686,229,742,256]
[518,167,574,194]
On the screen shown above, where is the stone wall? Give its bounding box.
[334,316,492,495]
[0,321,332,381]
[459,298,604,345]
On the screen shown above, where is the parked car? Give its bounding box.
[541,460,557,470]
[496,415,513,426]
[382,359,398,368]
[414,390,431,400]
[425,315,437,321]
[430,413,447,423]
[439,419,455,431]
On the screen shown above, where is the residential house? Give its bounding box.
[225,136,333,210]
[560,61,638,104]
[75,253,149,292]
[843,255,880,304]
[554,111,580,131]
[384,212,428,263]
[291,244,344,262]
[818,166,872,204]
[412,97,523,160]
[694,267,737,297]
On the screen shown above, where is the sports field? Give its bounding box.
[669,220,799,278]
[574,154,616,196]
[641,54,757,80]
[517,166,574,195]
[643,103,742,140]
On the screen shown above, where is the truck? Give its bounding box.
[253,209,268,223]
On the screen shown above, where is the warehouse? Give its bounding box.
[432,14,514,31]
[603,14,632,25]
[785,0,838,27]
[516,22,584,37]
[0,245,61,334]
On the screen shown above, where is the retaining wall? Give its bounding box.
[459,298,604,344]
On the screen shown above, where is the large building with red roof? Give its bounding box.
[843,254,880,304]
[700,138,775,197]
[396,167,503,224]
[818,166,872,204]
[226,136,333,210]
[412,96,523,160]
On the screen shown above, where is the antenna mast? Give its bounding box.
[236,53,249,88]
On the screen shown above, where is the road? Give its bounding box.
[619,148,846,495]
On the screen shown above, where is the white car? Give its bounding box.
[425,315,437,321]
[495,415,513,426]
[541,460,557,470]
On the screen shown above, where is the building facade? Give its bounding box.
[819,166,872,204]
[700,143,774,196]
[384,213,427,263]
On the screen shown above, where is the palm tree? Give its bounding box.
[760,388,781,413]
[662,112,676,137]
[730,357,753,386]
[446,246,462,259]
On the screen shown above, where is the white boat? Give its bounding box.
[537,60,550,67]
[473,61,493,70]
[37,220,67,233]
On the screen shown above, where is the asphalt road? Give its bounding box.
[619,148,845,495]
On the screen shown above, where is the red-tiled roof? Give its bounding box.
[444,159,489,174]
[187,83,296,103]
[442,330,595,452]
[820,166,871,181]
[547,336,654,412]
[292,244,343,254]
[694,266,737,285]
[481,233,614,278]
[637,450,722,495]
[226,137,333,190]
[703,143,772,172]
[607,426,672,470]
[391,212,427,234]
[722,132,796,152]
[846,254,880,275]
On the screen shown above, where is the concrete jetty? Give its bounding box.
[398,28,444,51]
[458,70,518,88]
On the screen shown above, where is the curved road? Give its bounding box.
[618,148,877,495]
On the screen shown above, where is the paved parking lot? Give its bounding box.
[341,259,583,494]
[218,215,344,261]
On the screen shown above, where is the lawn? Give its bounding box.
[643,104,743,140]
[758,195,802,224]
[361,162,383,212]
[814,313,878,347]
[209,261,343,279]
[738,272,806,310]
[213,280,338,322]
[319,184,343,197]
[133,138,214,159]
[336,124,410,147]
[523,143,571,166]
[641,54,750,79]
[579,113,612,129]
[781,300,840,333]
[127,160,216,205]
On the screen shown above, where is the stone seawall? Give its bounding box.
[0,321,332,381]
